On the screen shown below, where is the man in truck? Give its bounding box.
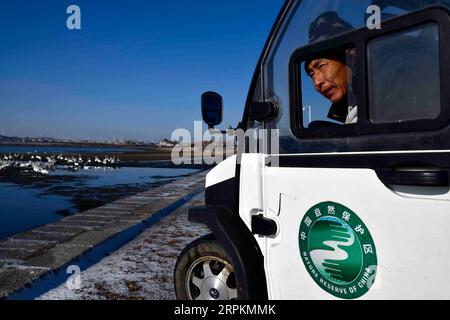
[305,11,358,125]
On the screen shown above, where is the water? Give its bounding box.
[0,167,199,240]
[51,167,196,188]
[0,145,140,154]
[0,183,73,241]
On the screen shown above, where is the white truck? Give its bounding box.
[174,0,450,300]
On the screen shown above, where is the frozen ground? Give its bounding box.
[38,192,208,300]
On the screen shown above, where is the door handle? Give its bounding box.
[376,168,449,187]
[251,214,277,236]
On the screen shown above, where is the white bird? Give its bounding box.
[32,163,49,175]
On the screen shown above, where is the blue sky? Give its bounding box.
[0,0,283,141]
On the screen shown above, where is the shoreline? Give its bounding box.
[1,148,215,170]
[0,142,173,158]
[0,147,210,240]
[0,171,209,299]
[0,141,156,148]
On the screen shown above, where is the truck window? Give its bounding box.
[245,73,264,130]
[368,22,441,123]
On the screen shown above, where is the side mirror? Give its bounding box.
[201,91,223,128]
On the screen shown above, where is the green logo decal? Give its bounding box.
[299,202,377,299]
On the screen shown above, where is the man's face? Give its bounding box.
[307,58,350,104]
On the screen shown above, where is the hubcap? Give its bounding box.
[185,256,237,300]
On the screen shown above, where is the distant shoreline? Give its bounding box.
[0,141,156,149]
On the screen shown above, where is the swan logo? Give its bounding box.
[299,202,377,299]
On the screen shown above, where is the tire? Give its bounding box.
[174,235,238,300]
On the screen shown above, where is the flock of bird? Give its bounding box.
[0,153,121,175]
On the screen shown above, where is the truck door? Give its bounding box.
[250,0,450,299]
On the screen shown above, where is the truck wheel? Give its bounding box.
[174,236,238,300]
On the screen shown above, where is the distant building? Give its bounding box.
[159,139,177,148]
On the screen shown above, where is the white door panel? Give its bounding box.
[239,153,265,229]
[263,167,450,299]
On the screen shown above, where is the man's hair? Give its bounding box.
[304,50,347,75]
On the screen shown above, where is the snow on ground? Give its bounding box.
[38,192,209,300]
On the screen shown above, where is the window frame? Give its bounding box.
[240,0,294,132]
[289,6,450,140]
